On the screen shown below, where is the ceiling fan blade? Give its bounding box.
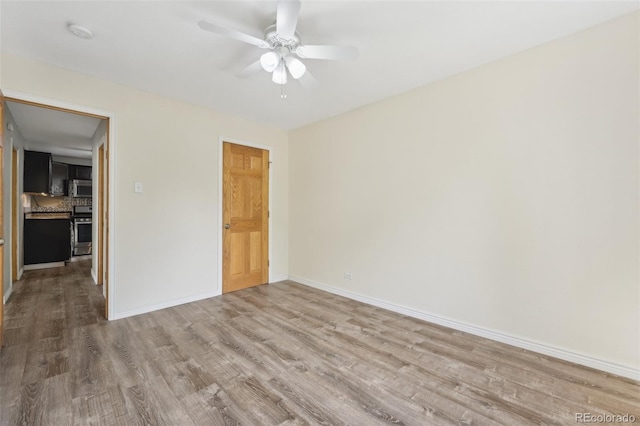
[236,60,264,78]
[298,70,319,89]
[198,21,268,48]
[276,0,301,39]
[296,45,358,61]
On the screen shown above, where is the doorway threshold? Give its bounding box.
[24,261,65,271]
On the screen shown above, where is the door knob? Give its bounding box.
[224,224,231,229]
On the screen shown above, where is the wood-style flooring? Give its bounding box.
[1,261,639,425]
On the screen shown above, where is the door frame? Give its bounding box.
[97,144,104,286]
[97,140,110,319]
[11,147,19,282]
[0,91,4,348]
[3,90,117,320]
[217,136,273,296]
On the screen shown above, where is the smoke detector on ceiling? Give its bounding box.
[67,23,94,40]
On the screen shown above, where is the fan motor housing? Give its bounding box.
[264,24,301,52]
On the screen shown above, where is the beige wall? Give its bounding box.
[1,53,289,316]
[289,12,639,371]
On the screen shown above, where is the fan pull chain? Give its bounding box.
[280,58,287,98]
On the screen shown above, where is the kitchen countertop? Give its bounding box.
[25,212,71,220]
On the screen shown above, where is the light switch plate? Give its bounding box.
[134,182,143,193]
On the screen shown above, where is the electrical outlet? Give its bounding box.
[344,272,353,280]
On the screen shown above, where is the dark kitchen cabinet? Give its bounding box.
[24,151,91,195]
[69,165,92,180]
[51,162,68,196]
[24,150,52,194]
[24,218,71,265]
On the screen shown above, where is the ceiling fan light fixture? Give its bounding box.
[285,56,306,79]
[272,66,287,85]
[197,0,358,94]
[260,51,280,72]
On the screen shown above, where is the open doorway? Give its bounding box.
[2,95,112,321]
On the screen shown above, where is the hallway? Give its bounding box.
[1,261,105,424]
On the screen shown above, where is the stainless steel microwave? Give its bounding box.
[71,179,92,198]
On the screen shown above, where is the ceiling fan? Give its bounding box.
[198,0,358,90]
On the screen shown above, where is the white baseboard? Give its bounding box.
[113,291,219,320]
[69,255,91,262]
[18,268,23,280]
[24,262,65,271]
[3,285,12,304]
[91,268,98,285]
[270,274,289,283]
[289,274,640,381]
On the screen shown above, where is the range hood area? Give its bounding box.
[24,150,92,197]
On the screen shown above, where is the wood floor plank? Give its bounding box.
[181,381,260,425]
[323,318,597,422]
[123,382,169,425]
[1,262,639,426]
[0,344,28,420]
[99,327,150,390]
[14,380,45,426]
[353,313,638,418]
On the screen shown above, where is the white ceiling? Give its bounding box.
[1,1,638,130]
[6,101,102,159]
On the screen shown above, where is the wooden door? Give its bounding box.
[0,90,5,347]
[222,142,269,293]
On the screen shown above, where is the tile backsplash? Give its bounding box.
[25,195,92,213]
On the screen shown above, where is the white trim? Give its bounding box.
[217,136,274,295]
[3,285,12,304]
[17,268,23,280]
[2,90,114,119]
[113,291,218,320]
[3,90,117,321]
[69,254,91,262]
[24,261,65,271]
[91,268,98,285]
[107,115,116,320]
[270,274,288,283]
[289,274,640,381]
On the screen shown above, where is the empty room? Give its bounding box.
[0,1,638,424]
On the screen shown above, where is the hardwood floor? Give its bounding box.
[1,262,638,425]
